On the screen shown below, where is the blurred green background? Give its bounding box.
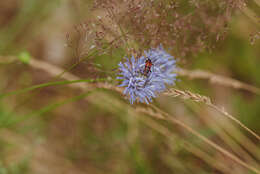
[0,0,259,174]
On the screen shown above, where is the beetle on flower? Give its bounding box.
[117,45,177,104]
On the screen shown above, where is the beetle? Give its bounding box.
[143,58,153,76]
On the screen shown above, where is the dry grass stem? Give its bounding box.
[29,58,123,93]
[27,58,260,141]
[4,56,260,173]
[29,58,260,99]
[136,106,260,174]
[177,68,260,95]
[138,115,233,174]
[7,55,260,95]
[18,57,260,141]
[164,88,260,141]
[193,104,260,165]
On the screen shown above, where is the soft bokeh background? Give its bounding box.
[0,0,259,174]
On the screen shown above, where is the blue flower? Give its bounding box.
[144,45,177,85]
[117,45,177,104]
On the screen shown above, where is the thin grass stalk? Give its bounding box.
[177,68,260,95]
[187,102,260,166]
[91,93,255,173]
[3,56,260,96]
[4,56,260,142]
[6,56,259,173]
[163,88,260,141]
[137,105,260,174]
[138,115,233,174]
[218,114,260,160]
[6,56,260,142]
[29,58,122,94]
[182,94,260,159]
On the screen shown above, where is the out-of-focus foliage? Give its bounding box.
[0,0,259,174]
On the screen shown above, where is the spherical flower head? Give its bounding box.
[144,45,177,85]
[117,45,177,104]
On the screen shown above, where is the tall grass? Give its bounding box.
[0,0,259,174]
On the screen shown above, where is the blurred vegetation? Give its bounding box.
[0,0,260,174]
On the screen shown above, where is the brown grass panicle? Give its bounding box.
[66,19,124,60]
[92,0,246,59]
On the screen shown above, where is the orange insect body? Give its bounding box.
[144,58,153,76]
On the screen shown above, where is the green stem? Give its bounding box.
[0,78,107,99]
